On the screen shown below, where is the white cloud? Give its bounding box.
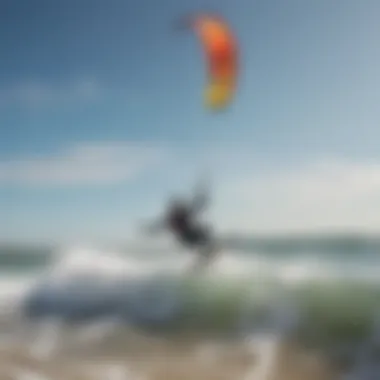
[0,142,164,187]
[0,79,100,109]
[215,158,380,233]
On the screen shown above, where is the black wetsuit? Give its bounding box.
[166,207,210,249]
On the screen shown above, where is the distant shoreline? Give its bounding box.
[1,230,380,253]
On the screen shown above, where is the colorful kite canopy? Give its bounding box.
[184,14,238,111]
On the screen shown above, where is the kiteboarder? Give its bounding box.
[143,183,218,268]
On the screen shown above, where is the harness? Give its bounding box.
[168,211,190,233]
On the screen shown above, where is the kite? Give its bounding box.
[183,14,238,111]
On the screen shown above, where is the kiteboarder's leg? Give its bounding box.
[184,225,218,272]
[187,242,218,274]
[199,237,219,264]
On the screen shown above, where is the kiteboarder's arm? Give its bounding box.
[190,187,209,214]
[189,177,210,214]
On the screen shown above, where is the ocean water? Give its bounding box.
[0,237,380,379]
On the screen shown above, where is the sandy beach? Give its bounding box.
[0,332,340,380]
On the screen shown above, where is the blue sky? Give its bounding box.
[1,0,380,244]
